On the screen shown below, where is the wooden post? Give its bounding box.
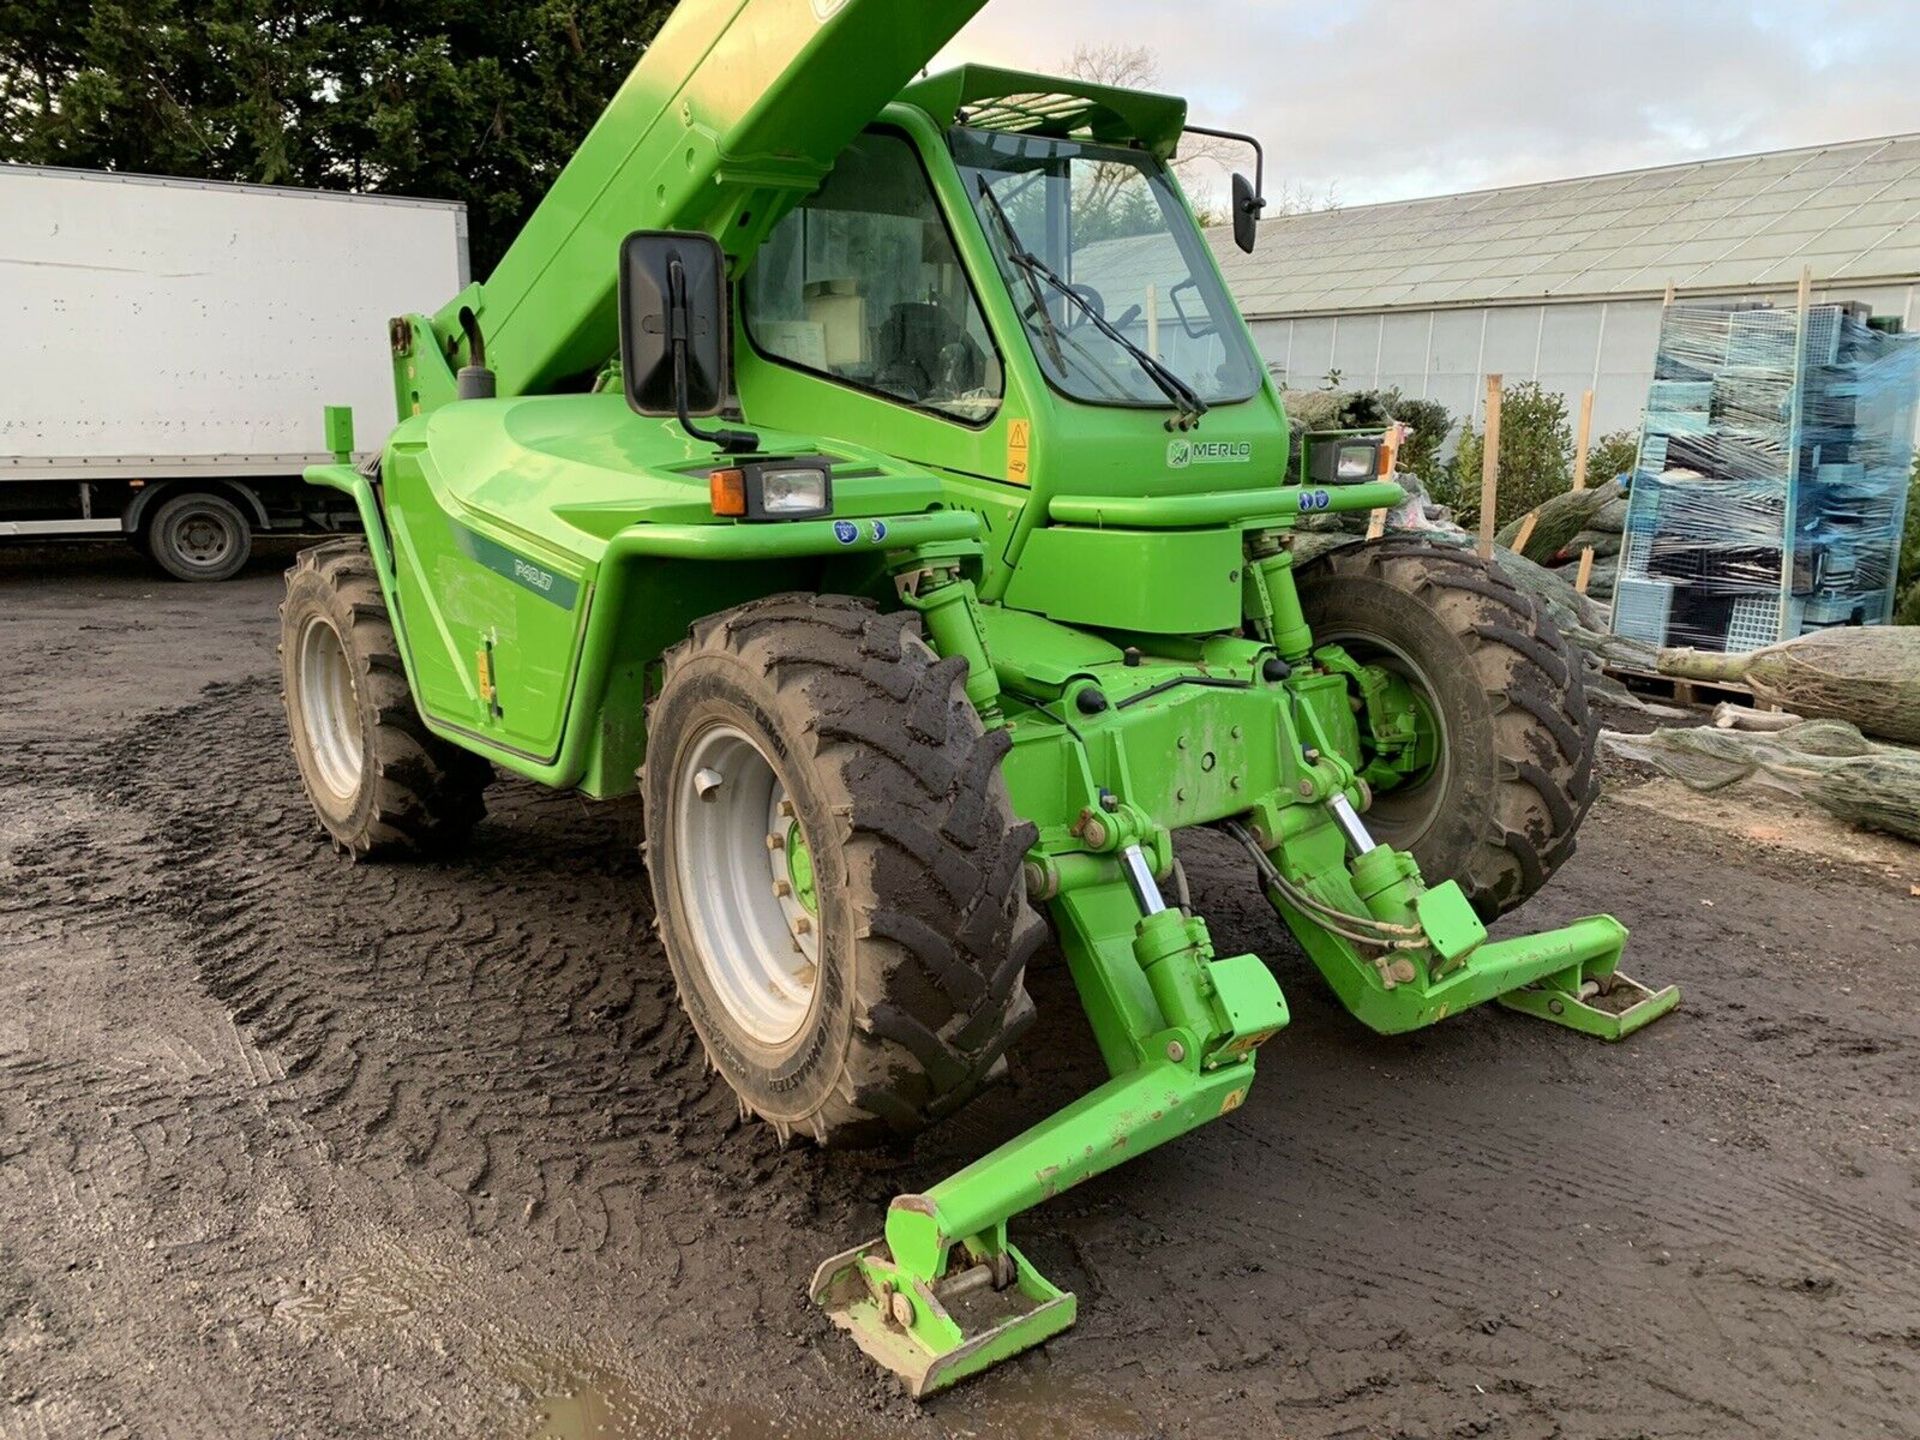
[1511,509,1540,555]
[1574,545,1596,594]
[1662,279,1676,308]
[1477,374,1502,559]
[1571,387,1595,490]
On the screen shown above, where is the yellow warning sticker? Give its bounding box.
[1005,418,1031,485]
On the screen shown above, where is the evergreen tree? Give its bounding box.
[0,0,674,271]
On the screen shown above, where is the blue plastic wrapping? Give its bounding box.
[1613,301,1920,652]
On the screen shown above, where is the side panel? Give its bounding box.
[0,167,465,471]
[382,444,592,763]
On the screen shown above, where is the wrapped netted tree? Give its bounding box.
[1605,720,1920,842]
[1658,626,1920,744]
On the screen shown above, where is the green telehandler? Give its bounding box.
[281,0,1677,1397]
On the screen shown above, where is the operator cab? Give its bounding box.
[740,65,1268,442]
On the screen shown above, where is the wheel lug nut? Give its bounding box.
[772,879,792,898]
[793,915,812,935]
[766,832,785,851]
[777,798,796,818]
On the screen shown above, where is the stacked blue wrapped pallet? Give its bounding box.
[1612,301,1919,652]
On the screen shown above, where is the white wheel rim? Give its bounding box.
[298,615,363,801]
[673,723,820,1046]
[173,506,236,567]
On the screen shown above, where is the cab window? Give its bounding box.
[744,130,1001,423]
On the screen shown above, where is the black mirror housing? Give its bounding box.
[1231,172,1259,254]
[618,230,728,417]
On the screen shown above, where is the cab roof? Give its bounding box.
[897,64,1189,159]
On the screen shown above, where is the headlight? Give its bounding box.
[1335,443,1378,480]
[1307,436,1385,485]
[708,459,834,520]
[760,466,830,515]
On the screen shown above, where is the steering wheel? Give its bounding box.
[1064,283,1105,329]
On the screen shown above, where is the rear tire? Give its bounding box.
[279,540,491,858]
[147,490,252,582]
[644,594,1041,1147]
[1294,538,1598,920]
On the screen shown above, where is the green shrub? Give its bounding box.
[1585,428,1641,487]
[1443,381,1572,531]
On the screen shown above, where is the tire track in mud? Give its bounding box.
[67,681,1920,1440]
[79,678,758,1254]
[6,564,1920,1438]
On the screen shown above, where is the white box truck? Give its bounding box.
[1,165,468,579]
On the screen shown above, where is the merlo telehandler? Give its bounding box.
[281,0,1677,1397]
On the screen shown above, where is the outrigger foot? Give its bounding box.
[1498,965,1680,1041]
[810,1235,1074,1399]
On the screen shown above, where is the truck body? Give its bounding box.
[0,165,467,577]
[281,0,1675,1397]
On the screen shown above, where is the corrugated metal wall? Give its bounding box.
[1249,280,1920,444]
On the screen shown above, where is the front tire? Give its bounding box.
[147,490,252,582]
[1294,538,1598,920]
[279,540,491,858]
[644,594,1041,1147]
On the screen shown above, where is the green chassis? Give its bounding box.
[298,9,1677,1398]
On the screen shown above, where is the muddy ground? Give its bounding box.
[3,542,1917,1440]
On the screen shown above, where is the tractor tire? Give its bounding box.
[1294,538,1598,920]
[643,593,1041,1147]
[279,540,490,858]
[146,490,252,582]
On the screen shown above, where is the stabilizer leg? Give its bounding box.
[1236,806,1680,1040]
[813,850,1286,1397]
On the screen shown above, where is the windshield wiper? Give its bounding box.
[973,177,1209,429]
[972,178,1068,373]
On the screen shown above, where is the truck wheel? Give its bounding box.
[147,490,252,582]
[279,541,490,858]
[644,594,1041,1147]
[1294,538,1598,920]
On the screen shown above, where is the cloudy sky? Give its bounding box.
[934,1,1920,209]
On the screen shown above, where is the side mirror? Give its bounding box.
[1231,172,1262,254]
[618,230,728,418]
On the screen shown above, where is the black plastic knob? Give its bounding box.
[1075,687,1109,715]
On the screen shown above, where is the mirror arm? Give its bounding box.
[1185,123,1267,220]
[667,258,759,455]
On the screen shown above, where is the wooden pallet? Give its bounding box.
[1603,662,1775,711]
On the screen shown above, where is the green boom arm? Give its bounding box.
[418,0,987,403]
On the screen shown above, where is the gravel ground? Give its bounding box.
[3,542,1917,1440]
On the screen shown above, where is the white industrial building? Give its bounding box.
[1209,132,1920,440]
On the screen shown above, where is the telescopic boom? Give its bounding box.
[418,0,987,404]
